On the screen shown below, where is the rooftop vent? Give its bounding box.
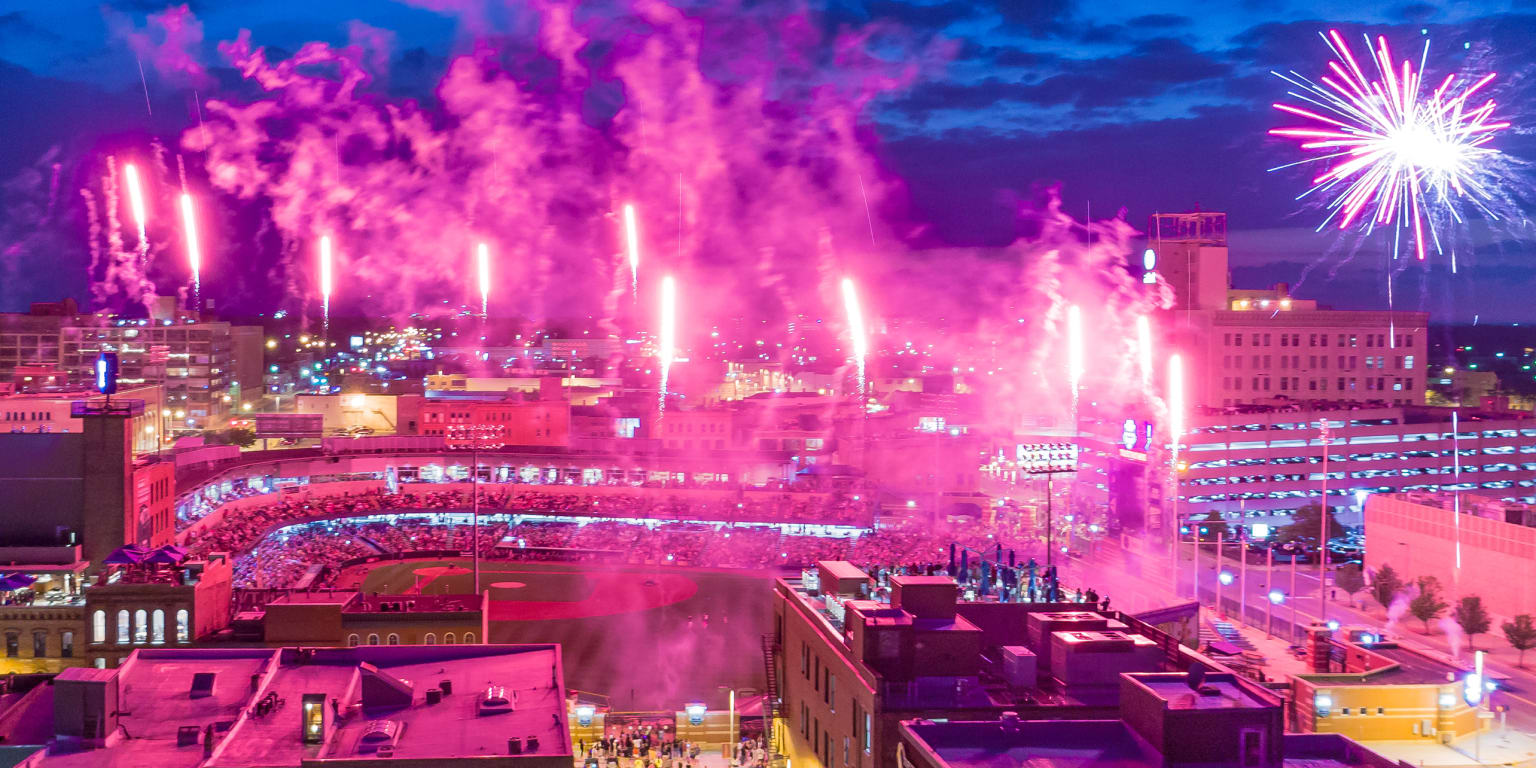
[358,719,402,754]
[478,686,515,716]
[190,672,216,699]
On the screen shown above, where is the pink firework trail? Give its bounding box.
[123,163,150,258]
[1168,353,1185,466]
[179,193,202,309]
[840,277,868,397]
[319,235,334,334]
[477,242,491,318]
[1066,305,1084,419]
[658,275,677,413]
[623,203,641,299]
[1269,30,1511,260]
[1136,315,1153,388]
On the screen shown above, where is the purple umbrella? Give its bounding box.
[0,574,37,590]
[102,545,151,565]
[143,545,188,565]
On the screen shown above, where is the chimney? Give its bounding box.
[1305,623,1332,673]
[540,377,563,401]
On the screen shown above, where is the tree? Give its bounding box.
[1276,503,1346,545]
[225,428,257,448]
[1408,576,1448,634]
[1369,563,1404,611]
[1502,615,1536,668]
[1454,596,1492,651]
[1334,563,1366,608]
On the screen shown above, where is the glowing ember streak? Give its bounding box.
[623,203,641,296]
[841,277,868,396]
[477,242,491,318]
[1066,305,1084,402]
[124,163,149,255]
[1269,30,1511,260]
[1136,315,1153,387]
[179,194,202,306]
[319,235,333,328]
[658,275,676,411]
[1169,353,1185,463]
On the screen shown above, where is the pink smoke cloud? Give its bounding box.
[106,3,212,88]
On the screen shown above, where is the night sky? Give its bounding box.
[1,0,1533,321]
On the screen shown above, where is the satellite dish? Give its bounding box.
[1186,662,1207,691]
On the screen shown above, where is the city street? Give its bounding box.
[1057,536,1536,734]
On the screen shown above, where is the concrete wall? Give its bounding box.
[1365,495,1536,618]
[0,433,84,546]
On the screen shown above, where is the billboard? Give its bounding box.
[253,413,324,439]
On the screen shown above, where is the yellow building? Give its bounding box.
[1292,640,1481,743]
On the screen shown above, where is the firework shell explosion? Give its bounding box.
[1269,29,1511,261]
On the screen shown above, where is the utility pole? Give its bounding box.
[1318,419,1333,623]
[1265,544,1276,637]
[1215,530,1225,615]
[1239,525,1248,626]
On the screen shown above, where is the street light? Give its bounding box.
[1267,589,1285,638]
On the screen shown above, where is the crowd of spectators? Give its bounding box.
[225,511,1052,589]
[183,484,1067,590]
[181,482,868,529]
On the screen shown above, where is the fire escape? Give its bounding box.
[760,633,782,759]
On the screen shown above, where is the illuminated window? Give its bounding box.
[92,611,106,644]
[176,609,190,643]
[117,610,129,644]
[151,610,165,644]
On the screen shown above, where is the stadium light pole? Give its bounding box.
[1018,443,1078,567]
[452,423,503,595]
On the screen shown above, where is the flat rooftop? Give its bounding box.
[25,645,567,768]
[1136,677,1270,710]
[1349,643,1461,685]
[42,649,274,768]
[902,719,1161,768]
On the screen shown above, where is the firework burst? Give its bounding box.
[1269,29,1511,260]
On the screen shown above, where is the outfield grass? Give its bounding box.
[357,558,779,711]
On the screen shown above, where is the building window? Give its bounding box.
[92,611,106,644]
[367,634,380,645]
[117,610,130,644]
[347,634,360,647]
[31,631,46,658]
[152,610,165,644]
[176,609,190,643]
[464,632,475,644]
[4,632,16,658]
[61,631,73,658]
[444,633,456,645]
[423,633,436,645]
[387,634,400,645]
